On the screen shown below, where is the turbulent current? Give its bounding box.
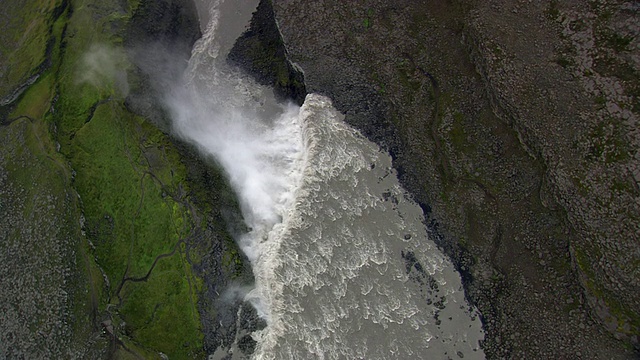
[167,0,485,359]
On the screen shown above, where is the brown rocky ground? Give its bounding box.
[269,0,639,358]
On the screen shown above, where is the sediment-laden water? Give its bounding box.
[168,1,485,358]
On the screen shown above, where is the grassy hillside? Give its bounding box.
[1,0,249,358]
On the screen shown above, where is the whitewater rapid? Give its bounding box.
[167,0,486,358]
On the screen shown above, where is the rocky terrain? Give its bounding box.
[262,0,640,358]
[0,117,107,358]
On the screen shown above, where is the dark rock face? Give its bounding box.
[228,0,639,358]
[126,0,201,55]
[227,0,306,105]
[0,120,108,359]
[181,142,269,357]
[124,0,202,131]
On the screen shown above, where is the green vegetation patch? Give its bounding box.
[604,32,634,53]
[546,0,560,20]
[59,98,204,358]
[2,0,253,357]
[449,111,472,152]
[119,250,203,358]
[0,0,61,99]
[9,72,55,120]
[37,0,212,357]
[363,8,374,29]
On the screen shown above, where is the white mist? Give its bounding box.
[165,0,305,322]
[163,1,486,359]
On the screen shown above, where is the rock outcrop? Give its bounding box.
[262,0,639,357]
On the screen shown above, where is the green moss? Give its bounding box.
[3,0,251,356]
[119,251,204,358]
[490,44,505,61]
[594,95,606,109]
[569,19,588,32]
[555,55,573,68]
[603,32,634,53]
[362,9,374,29]
[396,64,421,94]
[369,71,386,95]
[574,244,640,338]
[0,0,60,98]
[611,177,635,194]
[574,245,598,279]
[56,95,204,357]
[593,51,638,84]
[572,176,590,196]
[39,0,216,356]
[563,300,580,314]
[10,73,55,120]
[57,67,204,356]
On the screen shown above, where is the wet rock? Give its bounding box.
[227,0,306,105]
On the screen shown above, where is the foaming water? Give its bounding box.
[250,95,484,359]
[167,1,485,358]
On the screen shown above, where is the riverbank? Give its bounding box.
[0,0,259,358]
[229,0,639,357]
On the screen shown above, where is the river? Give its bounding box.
[168,0,485,358]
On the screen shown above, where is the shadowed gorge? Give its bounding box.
[267,0,640,357]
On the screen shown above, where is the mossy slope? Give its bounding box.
[1,0,252,358]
